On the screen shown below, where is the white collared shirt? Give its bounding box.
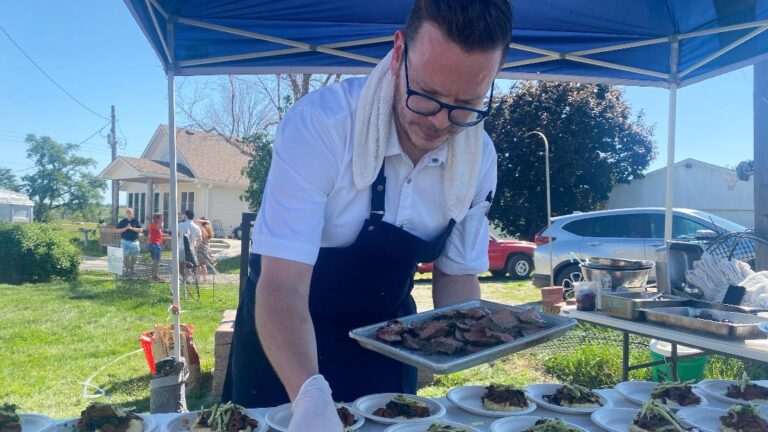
[250,77,497,275]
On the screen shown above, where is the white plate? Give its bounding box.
[383,420,481,432]
[677,407,727,432]
[165,410,266,432]
[614,381,709,410]
[264,403,365,431]
[55,415,157,432]
[524,384,610,415]
[353,393,446,425]
[489,416,588,432]
[696,379,768,406]
[590,407,640,432]
[446,385,537,417]
[20,414,55,432]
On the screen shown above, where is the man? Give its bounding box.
[178,210,201,282]
[147,213,164,281]
[223,1,511,430]
[116,208,142,273]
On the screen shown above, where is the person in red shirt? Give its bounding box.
[147,213,164,281]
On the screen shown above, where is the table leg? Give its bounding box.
[671,342,679,381]
[623,332,630,382]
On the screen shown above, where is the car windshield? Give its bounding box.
[689,210,747,233]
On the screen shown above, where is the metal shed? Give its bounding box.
[0,189,34,223]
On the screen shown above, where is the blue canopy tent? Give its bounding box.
[124,0,768,358]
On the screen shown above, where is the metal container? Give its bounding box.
[587,257,653,269]
[580,262,655,290]
[349,300,576,374]
[640,306,768,339]
[600,292,690,320]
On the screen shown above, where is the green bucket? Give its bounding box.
[649,340,708,382]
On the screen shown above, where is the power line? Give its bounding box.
[77,123,111,146]
[0,25,110,121]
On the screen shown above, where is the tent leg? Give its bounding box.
[168,71,182,362]
[663,86,678,242]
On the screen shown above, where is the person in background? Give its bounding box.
[116,208,142,273]
[178,209,202,283]
[196,217,217,282]
[147,213,164,281]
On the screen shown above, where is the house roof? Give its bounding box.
[643,158,736,179]
[0,189,33,206]
[161,125,251,186]
[121,157,195,178]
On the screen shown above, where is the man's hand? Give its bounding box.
[288,375,343,432]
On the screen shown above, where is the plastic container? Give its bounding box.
[649,339,707,382]
[575,281,599,311]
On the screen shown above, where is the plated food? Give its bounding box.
[264,403,362,432]
[446,385,537,417]
[615,381,708,410]
[482,384,530,412]
[373,395,431,419]
[526,384,608,414]
[489,416,588,432]
[382,421,478,432]
[354,393,445,425]
[1,404,20,432]
[630,400,692,432]
[75,402,145,432]
[187,403,260,432]
[375,306,546,355]
[543,384,602,409]
[726,373,768,403]
[651,381,702,407]
[720,404,768,432]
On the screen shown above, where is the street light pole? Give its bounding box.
[526,131,554,288]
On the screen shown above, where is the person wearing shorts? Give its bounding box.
[147,213,164,280]
[117,208,143,272]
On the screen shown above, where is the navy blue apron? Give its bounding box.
[222,160,458,407]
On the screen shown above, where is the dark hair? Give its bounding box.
[404,0,513,56]
[185,210,195,220]
[152,213,162,221]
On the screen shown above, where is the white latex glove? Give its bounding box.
[288,374,343,432]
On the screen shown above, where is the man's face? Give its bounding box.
[125,210,134,220]
[390,23,501,156]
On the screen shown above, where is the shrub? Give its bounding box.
[0,222,80,284]
[544,343,651,388]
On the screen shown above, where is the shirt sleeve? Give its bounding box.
[434,133,498,275]
[250,105,344,265]
[116,219,127,229]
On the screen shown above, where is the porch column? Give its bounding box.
[146,178,154,225]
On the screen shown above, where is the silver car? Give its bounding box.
[531,208,747,287]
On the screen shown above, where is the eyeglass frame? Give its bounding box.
[402,43,495,127]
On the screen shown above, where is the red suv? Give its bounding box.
[417,235,536,279]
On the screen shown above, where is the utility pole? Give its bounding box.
[110,105,119,225]
[755,61,768,271]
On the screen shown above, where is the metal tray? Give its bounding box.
[639,307,768,339]
[600,292,689,320]
[349,300,576,374]
[686,300,768,315]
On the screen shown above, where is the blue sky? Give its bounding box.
[0,1,756,201]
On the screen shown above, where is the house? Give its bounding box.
[100,125,251,236]
[0,189,33,223]
[607,158,754,227]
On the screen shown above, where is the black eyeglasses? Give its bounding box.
[403,43,494,127]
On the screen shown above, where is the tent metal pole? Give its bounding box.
[680,25,768,78]
[664,38,680,242]
[145,0,171,62]
[166,17,182,362]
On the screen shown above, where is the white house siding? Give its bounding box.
[607,159,755,228]
[207,185,251,234]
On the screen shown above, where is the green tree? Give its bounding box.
[0,167,21,192]
[240,131,274,212]
[485,82,656,240]
[21,134,107,222]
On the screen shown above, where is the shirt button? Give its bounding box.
[406,177,413,184]
[432,158,439,164]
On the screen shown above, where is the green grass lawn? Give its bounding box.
[53,221,107,257]
[216,256,241,274]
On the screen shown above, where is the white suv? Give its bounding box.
[531,208,747,287]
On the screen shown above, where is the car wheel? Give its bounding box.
[506,255,534,280]
[233,226,242,240]
[555,263,582,286]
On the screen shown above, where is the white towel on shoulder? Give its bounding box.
[352,50,484,222]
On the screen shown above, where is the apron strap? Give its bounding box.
[370,160,387,222]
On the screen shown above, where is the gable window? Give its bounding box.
[126,192,147,224]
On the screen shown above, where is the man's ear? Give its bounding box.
[390,30,405,76]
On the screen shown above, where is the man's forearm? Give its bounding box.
[432,265,481,308]
[255,257,318,400]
